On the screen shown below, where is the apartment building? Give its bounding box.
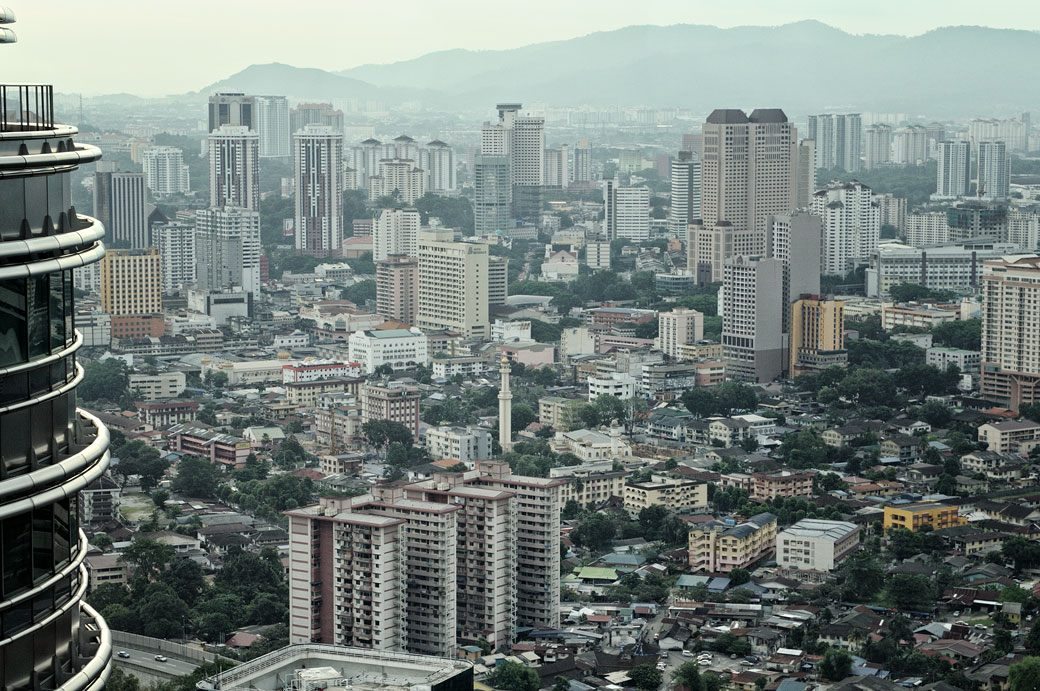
[980,256,1040,411]
[416,230,490,338]
[883,502,964,534]
[687,512,778,573]
[789,297,846,375]
[425,425,493,463]
[926,346,981,375]
[552,468,627,507]
[623,476,708,517]
[588,372,637,400]
[361,380,421,440]
[752,471,815,500]
[657,308,704,358]
[376,255,419,324]
[167,424,251,470]
[977,420,1040,454]
[136,400,199,427]
[286,378,362,410]
[128,371,187,401]
[100,248,163,316]
[538,396,586,432]
[776,519,860,572]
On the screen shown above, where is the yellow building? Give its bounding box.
[883,502,964,534]
[688,512,777,573]
[538,396,586,432]
[789,297,846,375]
[558,469,627,507]
[678,341,724,361]
[100,247,163,315]
[624,476,708,517]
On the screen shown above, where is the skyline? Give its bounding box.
[8,0,1040,96]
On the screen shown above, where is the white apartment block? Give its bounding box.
[419,140,456,192]
[874,193,907,232]
[892,125,928,166]
[926,346,981,375]
[970,117,1027,152]
[573,142,591,183]
[369,158,425,204]
[373,208,420,261]
[416,231,490,338]
[978,140,1010,201]
[980,255,1040,411]
[425,425,493,463]
[294,125,344,257]
[128,371,187,401]
[807,113,861,172]
[865,239,1019,297]
[603,179,650,242]
[544,145,571,188]
[1008,208,1040,252]
[657,308,704,358]
[152,223,196,293]
[255,95,290,158]
[209,125,260,211]
[348,328,430,374]
[865,124,892,169]
[906,212,951,247]
[586,241,611,270]
[935,140,971,199]
[141,146,190,197]
[195,207,261,295]
[776,519,860,572]
[669,152,701,235]
[810,181,880,275]
[491,319,532,343]
[587,372,637,400]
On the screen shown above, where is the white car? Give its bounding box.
[697,659,711,667]
[656,662,667,671]
[681,650,694,658]
[154,655,167,662]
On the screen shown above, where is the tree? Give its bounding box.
[79,358,130,403]
[161,559,206,607]
[152,489,170,507]
[488,661,539,691]
[1009,657,1040,691]
[917,400,953,428]
[1027,619,1040,650]
[171,455,221,498]
[739,436,759,452]
[570,513,616,552]
[729,568,750,586]
[511,403,536,433]
[933,319,982,351]
[1003,536,1040,571]
[628,664,662,691]
[820,648,853,681]
[886,574,935,610]
[206,370,229,390]
[106,668,143,691]
[116,440,169,491]
[121,537,175,582]
[553,677,571,691]
[135,582,191,639]
[671,662,702,691]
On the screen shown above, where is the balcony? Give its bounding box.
[0,84,54,132]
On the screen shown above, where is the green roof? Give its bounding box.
[577,567,619,581]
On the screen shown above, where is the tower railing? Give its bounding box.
[0,83,55,132]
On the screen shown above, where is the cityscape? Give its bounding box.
[6,3,1040,691]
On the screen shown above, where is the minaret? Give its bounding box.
[498,356,513,452]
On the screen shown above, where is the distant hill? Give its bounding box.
[192,62,433,103]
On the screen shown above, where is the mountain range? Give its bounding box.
[195,21,1040,115]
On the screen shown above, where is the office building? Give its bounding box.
[254,95,290,158]
[978,140,1010,200]
[767,212,822,299]
[93,162,147,247]
[602,179,650,241]
[481,103,544,220]
[141,146,189,197]
[195,207,261,295]
[883,502,963,534]
[209,125,260,211]
[0,75,113,689]
[657,308,704,358]
[874,193,907,233]
[807,113,861,171]
[865,239,1018,297]
[488,255,508,306]
[810,180,880,275]
[419,139,455,193]
[789,297,846,375]
[668,151,701,235]
[892,125,929,165]
[795,139,816,209]
[721,255,787,383]
[935,140,971,199]
[208,92,254,131]
[294,125,344,257]
[776,519,859,572]
[688,513,777,573]
[980,255,1040,412]
[348,328,430,374]
[373,208,420,261]
[544,145,571,188]
[376,255,419,324]
[474,154,512,236]
[416,231,489,338]
[687,220,758,284]
[586,241,611,270]
[865,124,892,169]
[152,222,196,293]
[368,158,425,204]
[573,141,591,183]
[100,248,163,316]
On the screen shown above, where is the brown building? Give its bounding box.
[752,471,815,500]
[100,247,163,315]
[376,254,419,324]
[361,380,421,440]
[110,313,165,341]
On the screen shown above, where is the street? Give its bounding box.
[112,646,199,678]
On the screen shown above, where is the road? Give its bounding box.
[112,646,199,678]
[644,608,747,683]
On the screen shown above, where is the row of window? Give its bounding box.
[0,497,79,602]
[0,271,75,369]
[0,392,76,480]
[0,606,79,691]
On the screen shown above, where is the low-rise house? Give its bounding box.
[978,420,1040,454]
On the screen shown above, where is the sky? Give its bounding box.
[5,0,1040,96]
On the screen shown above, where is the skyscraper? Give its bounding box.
[195,207,261,295]
[795,139,816,209]
[658,308,705,359]
[980,255,1040,412]
[368,158,425,204]
[935,140,972,199]
[474,154,512,235]
[669,151,701,235]
[373,208,420,261]
[419,139,456,193]
[807,113,861,171]
[93,162,148,247]
[294,124,344,257]
[208,91,254,131]
[152,223,197,293]
[0,74,113,690]
[978,140,1011,200]
[209,125,260,211]
[602,179,650,242]
[572,141,592,184]
[544,145,571,189]
[481,103,544,220]
[254,95,290,158]
[810,181,881,276]
[100,248,163,316]
[376,255,419,324]
[141,146,190,197]
[892,125,928,166]
[416,230,489,338]
[721,255,788,383]
[865,124,892,169]
[290,103,344,136]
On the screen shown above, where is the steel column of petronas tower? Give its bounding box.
[0,9,114,690]
[498,356,513,452]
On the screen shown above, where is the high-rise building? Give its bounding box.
[100,248,163,315]
[152,223,197,293]
[419,140,456,193]
[195,207,261,295]
[767,212,822,300]
[368,158,425,204]
[481,104,544,220]
[602,179,650,242]
[946,201,1008,243]
[681,133,703,158]
[488,256,509,306]
[669,151,701,235]
[686,220,758,284]
[373,208,420,261]
[874,193,907,234]
[544,145,571,188]
[808,113,861,171]
[978,140,1011,201]
[934,140,972,199]
[290,103,344,136]
[905,211,951,247]
[141,146,189,197]
[865,124,892,169]
[572,141,592,184]
[789,297,846,375]
[208,92,254,132]
[810,181,881,275]
[209,125,260,211]
[294,125,344,257]
[891,125,929,166]
[93,162,148,247]
[474,155,512,235]
[865,239,1018,297]
[970,118,1027,152]
[390,134,419,162]
[721,255,788,383]
[254,95,290,158]
[416,231,490,338]
[376,255,419,324]
[657,308,704,358]
[1007,207,1040,252]
[0,74,113,690]
[361,380,421,439]
[980,255,1040,412]
[795,139,816,209]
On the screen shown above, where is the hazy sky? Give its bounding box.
[6,0,1040,96]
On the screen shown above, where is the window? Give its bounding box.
[0,279,27,366]
[28,275,49,359]
[2,511,32,598]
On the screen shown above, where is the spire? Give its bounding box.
[498,356,512,452]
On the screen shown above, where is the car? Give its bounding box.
[656,663,667,671]
[117,651,130,659]
[697,660,711,667]
[730,653,738,659]
[740,660,755,667]
[659,652,669,659]
[744,656,759,663]
[974,624,987,630]
[154,655,167,663]
[682,650,694,658]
